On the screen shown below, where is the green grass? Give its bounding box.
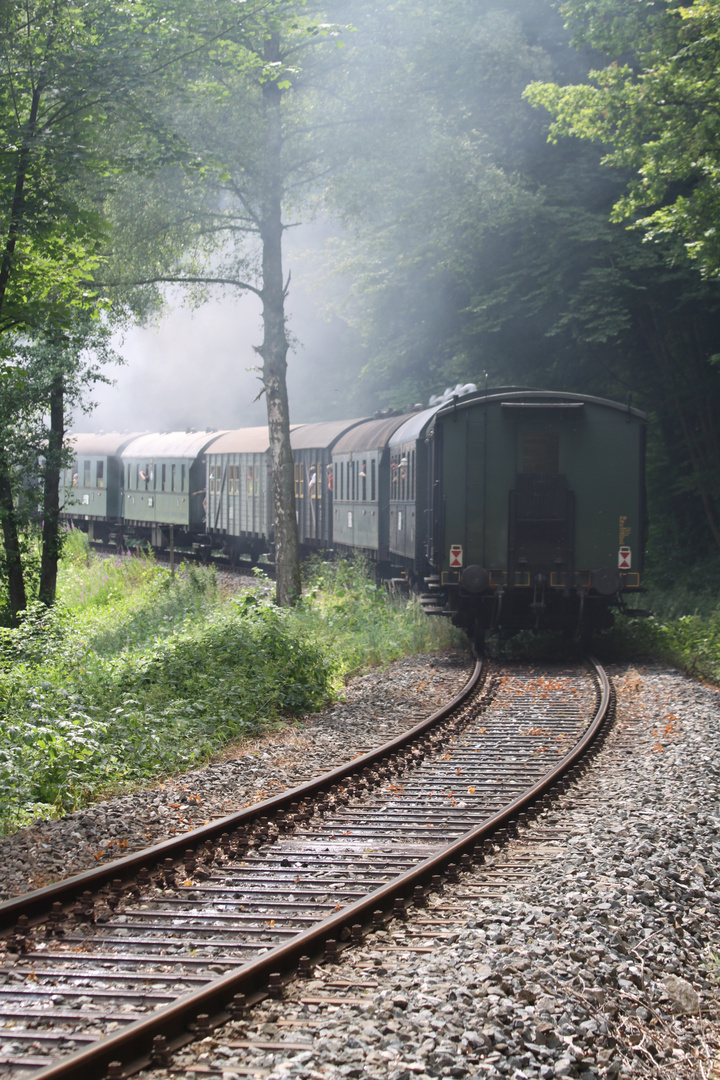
[595,595,720,682]
[0,544,463,834]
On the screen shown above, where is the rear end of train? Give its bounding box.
[432,389,646,645]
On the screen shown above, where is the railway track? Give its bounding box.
[0,657,613,1080]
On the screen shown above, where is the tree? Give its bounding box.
[524,0,720,277]
[107,1,345,606]
[0,0,234,619]
[315,0,720,560]
[0,317,117,621]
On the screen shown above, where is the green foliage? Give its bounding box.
[0,551,462,834]
[597,608,720,682]
[587,560,720,682]
[298,556,463,674]
[315,0,720,562]
[524,0,720,278]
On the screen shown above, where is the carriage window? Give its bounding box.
[294,463,304,500]
[351,461,356,501]
[309,462,320,500]
[522,431,559,474]
[340,462,344,501]
[171,463,176,492]
[247,464,257,497]
[96,461,104,489]
[371,458,376,502]
[161,464,167,491]
[228,465,238,496]
[83,460,91,487]
[411,450,416,498]
[181,464,186,492]
[360,460,367,501]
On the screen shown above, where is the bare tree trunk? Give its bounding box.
[0,458,26,623]
[0,86,44,620]
[260,32,301,606]
[38,372,64,606]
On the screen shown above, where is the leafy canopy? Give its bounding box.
[524,0,720,276]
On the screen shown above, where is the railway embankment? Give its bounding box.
[129,663,719,1080]
[0,650,471,900]
[0,550,461,838]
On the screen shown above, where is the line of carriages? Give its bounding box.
[59,407,440,578]
[61,387,647,642]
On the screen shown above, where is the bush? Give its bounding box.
[0,552,463,833]
[297,556,463,674]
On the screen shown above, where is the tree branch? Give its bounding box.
[97,273,263,298]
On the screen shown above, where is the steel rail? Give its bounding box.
[0,658,484,932]
[18,657,612,1080]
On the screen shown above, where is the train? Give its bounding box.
[60,386,647,644]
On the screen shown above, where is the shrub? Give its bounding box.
[0,552,463,833]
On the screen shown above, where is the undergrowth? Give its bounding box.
[0,546,462,834]
[596,599,720,683]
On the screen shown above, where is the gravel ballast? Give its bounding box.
[0,649,472,900]
[133,663,720,1080]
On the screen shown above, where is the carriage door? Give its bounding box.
[508,427,575,586]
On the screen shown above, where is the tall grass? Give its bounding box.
[598,593,720,683]
[0,549,463,834]
[297,556,462,674]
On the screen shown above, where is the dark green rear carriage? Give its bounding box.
[433,390,646,637]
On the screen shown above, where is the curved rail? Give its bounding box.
[0,658,484,932]
[5,657,613,1080]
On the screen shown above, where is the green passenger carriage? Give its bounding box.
[331,413,414,566]
[121,430,228,550]
[432,389,646,642]
[60,433,142,544]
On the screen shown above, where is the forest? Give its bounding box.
[1,0,720,616]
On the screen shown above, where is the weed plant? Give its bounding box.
[596,601,720,682]
[0,549,462,834]
[297,556,461,671]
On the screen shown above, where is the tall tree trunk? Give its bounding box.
[0,457,26,623]
[38,372,64,606]
[260,32,301,606]
[0,86,44,618]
